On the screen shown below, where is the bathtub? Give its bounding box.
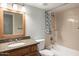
[50,44,79,56]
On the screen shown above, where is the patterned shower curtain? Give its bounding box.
[45,11,52,34]
[45,11,57,48]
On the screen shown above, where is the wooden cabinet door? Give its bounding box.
[3,47,30,56]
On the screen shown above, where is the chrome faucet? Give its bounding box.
[14,39,19,42]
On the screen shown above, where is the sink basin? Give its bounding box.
[8,42,25,47]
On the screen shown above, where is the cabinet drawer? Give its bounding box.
[4,47,30,56]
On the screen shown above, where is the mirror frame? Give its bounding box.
[0,8,26,39]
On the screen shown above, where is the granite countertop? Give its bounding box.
[0,39,38,52]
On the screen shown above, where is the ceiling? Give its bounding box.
[25,3,65,10]
[19,3,79,12]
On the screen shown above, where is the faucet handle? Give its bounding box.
[15,39,18,41]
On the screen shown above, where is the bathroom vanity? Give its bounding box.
[0,39,40,56]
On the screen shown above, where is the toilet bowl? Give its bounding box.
[35,39,55,56]
[39,49,55,56]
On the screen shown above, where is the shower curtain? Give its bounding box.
[45,11,57,49]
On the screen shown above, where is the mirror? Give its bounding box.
[3,11,23,35]
[0,8,25,39]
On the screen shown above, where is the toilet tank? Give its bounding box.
[35,39,45,51]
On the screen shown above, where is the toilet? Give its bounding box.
[35,39,55,56]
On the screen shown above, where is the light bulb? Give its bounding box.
[1,3,7,8]
[21,6,26,12]
[13,4,18,11]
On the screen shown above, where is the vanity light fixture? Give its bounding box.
[13,4,18,11]
[0,3,8,8]
[21,5,26,13]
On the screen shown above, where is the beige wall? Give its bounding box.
[55,7,79,51]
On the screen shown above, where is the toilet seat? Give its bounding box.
[39,49,55,56]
